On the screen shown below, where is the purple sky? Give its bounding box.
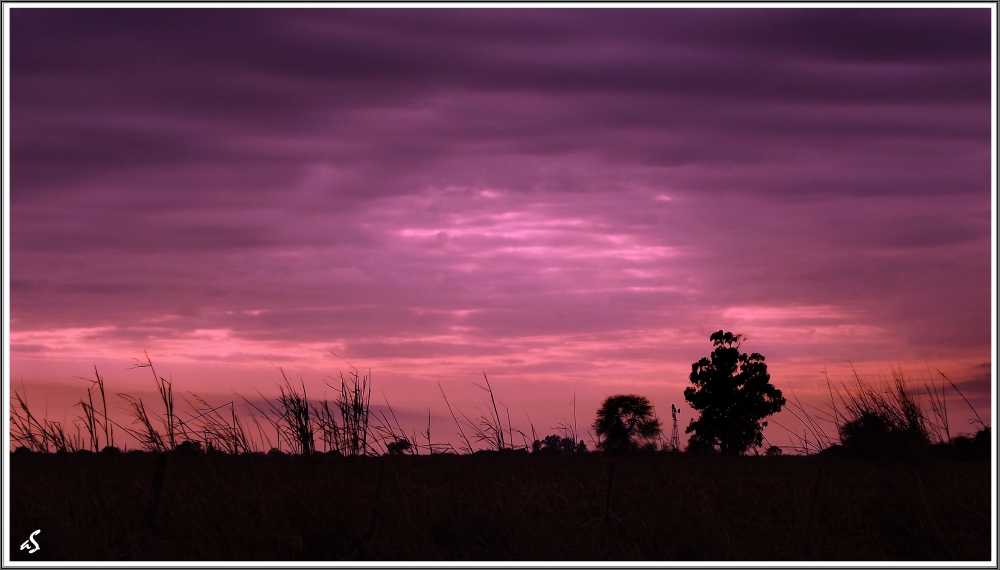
[8,8,994,450]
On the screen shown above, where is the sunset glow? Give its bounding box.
[7,7,994,451]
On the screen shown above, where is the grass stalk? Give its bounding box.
[439,382,473,454]
[937,370,985,430]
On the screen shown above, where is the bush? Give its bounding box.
[531,435,584,455]
[838,412,929,460]
[944,428,990,461]
[834,369,934,460]
[174,440,204,455]
[386,439,412,455]
[684,434,719,455]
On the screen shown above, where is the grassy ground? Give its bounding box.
[8,452,991,562]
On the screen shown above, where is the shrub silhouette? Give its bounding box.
[838,411,928,460]
[948,427,991,460]
[833,368,939,460]
[531,434,585,455]
[684,433,719,455]
[174,439,204,455]
[684,331,785,456]
[386,438,412,455]
[593,394,661,454]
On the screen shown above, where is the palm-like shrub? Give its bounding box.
[593,395,661,454]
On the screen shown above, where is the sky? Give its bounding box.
[6,7,995,452]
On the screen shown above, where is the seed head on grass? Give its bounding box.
[127,352,179,450]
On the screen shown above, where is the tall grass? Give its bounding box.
[439,382,473,454]
[334,369,373,455]
[242,369,315,455]
[321,369,374,455]
[180,396,253,454]
[448,373,533,453]
[114,351,181,452]
[774,366,988,458]
[10,355,988,459]
[76,366,114,452]
[11,363,537,457]
[9,355,430,457]
[11,383,82,453]
[117,392,169,452]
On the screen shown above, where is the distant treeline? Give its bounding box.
[10,332,991,461]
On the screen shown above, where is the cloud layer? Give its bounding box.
[9,8,993,446]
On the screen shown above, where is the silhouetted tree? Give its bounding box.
[684,331,785,455]
[593,394,662,454]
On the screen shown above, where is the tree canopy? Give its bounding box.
[593,394,662,454]
[684,331,785,455]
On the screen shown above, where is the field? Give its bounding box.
[9,451,991,562]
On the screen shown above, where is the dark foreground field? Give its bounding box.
[9,452,991,562]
